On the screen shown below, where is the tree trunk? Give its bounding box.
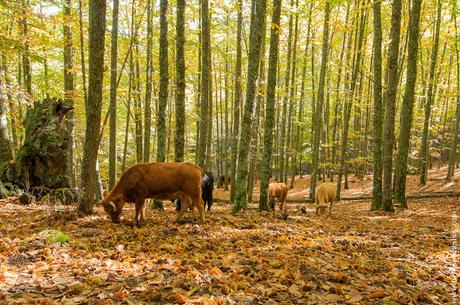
[278,0,294,184]
[259,10,281,186]
[78,0,88,105]
[78,0,106,215]
[197,0,211,169]
[447,9,460,181]
[174,0,185,162]
[419,0,442,186]
[233,0,267,212]
[381,0,402,212]
[144,0,153,162]
[63,0,75,188]
[157,0,168,162]
[393,0,422,207]
[370,0,383,210]
[230,0,243,201]
[108,0,119,189]
[0,66,13,165]
[22,0,32,97]
[309,1,330,201]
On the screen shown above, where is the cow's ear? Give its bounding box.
[103,191,110,198]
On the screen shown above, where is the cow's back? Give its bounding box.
[316,182,336,204]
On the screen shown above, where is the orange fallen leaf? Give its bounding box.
[114,290,128,300]
[368,289,385,299]
[176,293,189,304]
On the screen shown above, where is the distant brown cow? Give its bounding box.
[99,162,205,225]
[315,182,337,215]
[268,182,288,219]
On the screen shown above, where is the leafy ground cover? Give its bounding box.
[0,195,458,304]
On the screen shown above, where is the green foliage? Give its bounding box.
[39,229,70,244]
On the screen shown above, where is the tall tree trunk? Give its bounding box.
[278,0,294,183]
[78,0,106,214]
[296,3,313,178]
[393,0,422,207]
[447,8,460,181]
[419,0,442,186]
[22,0,32,97]
[78,0,88,104]
[309,1,330,201]
[370,0,383,210]
[230,0,243,201]
[108,0,119,189]
[157,0,168,162]
[197,0,211,168]
[144,0,153,162]
[233,0,267,212]
[381,0,402,212]
[0,62,13,164]
[174,0,185,162]
[63,0,76,187]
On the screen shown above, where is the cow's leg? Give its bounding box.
[135,197,146,226]
[191,194,205,224]
[175,195,190,223]
[281,197,287,219]
[208,193,213,211]
[140,200,148,223]
[328,201,333,216]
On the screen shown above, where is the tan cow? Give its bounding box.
[99,162,205,225]
[268,182,288,219]
[315,182,337,215]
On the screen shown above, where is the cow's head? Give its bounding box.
[100,191,124,223]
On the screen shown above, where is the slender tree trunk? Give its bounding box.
[370,0,383,210]
[0,62,13,164]
[233,0,267,212]
[144,0,153,162]
[278,0,294,183]
[21,0,32,97]
[197,0,211,168]
[157,0,168,162]
[381,0,402,212]
[78,0,106,214]
[63,0,76,187]
[447,9,460,181]
[108,0,119,189]
[78,0,88,105]
[309,1,331,201]
[230,0,243,200]
[174,0,185,162]
[259,0,281,209]
[419,0,442,186]
[393,0,422,207]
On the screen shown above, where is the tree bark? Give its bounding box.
[174,0,186,162]
[144,0,153,162]
[309,1,331,201]
[108,0,119,189]
[370,0,383,210]
[419,0,442,186]
[230,0,243,201]
[157,0,168,162]
[381,0,402,212]
[233,0,267,212]
[393,0,422,207]
[78,0,106,215]
[197,0,211,169]
[63,0,75,187]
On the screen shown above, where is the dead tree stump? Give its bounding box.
[14,98,73,189]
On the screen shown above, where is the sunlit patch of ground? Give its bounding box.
[214,166,460,201]
[0,196,458,304]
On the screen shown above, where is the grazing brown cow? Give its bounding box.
[99,162,205,225]
[268,182,288,218]
[315,182,337,215]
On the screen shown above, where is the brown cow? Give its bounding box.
[99,162,205,225]
[268,182,288,219]
[315,182,337,215]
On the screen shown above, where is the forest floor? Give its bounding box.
[214,166,460,201]
[0,193,458,304]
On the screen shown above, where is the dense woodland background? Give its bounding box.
[0,0,459,213]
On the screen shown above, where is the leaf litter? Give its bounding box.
[0,196,457,304]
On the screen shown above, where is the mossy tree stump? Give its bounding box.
[14,98,73,189]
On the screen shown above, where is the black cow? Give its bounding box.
[175,171,214,211]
